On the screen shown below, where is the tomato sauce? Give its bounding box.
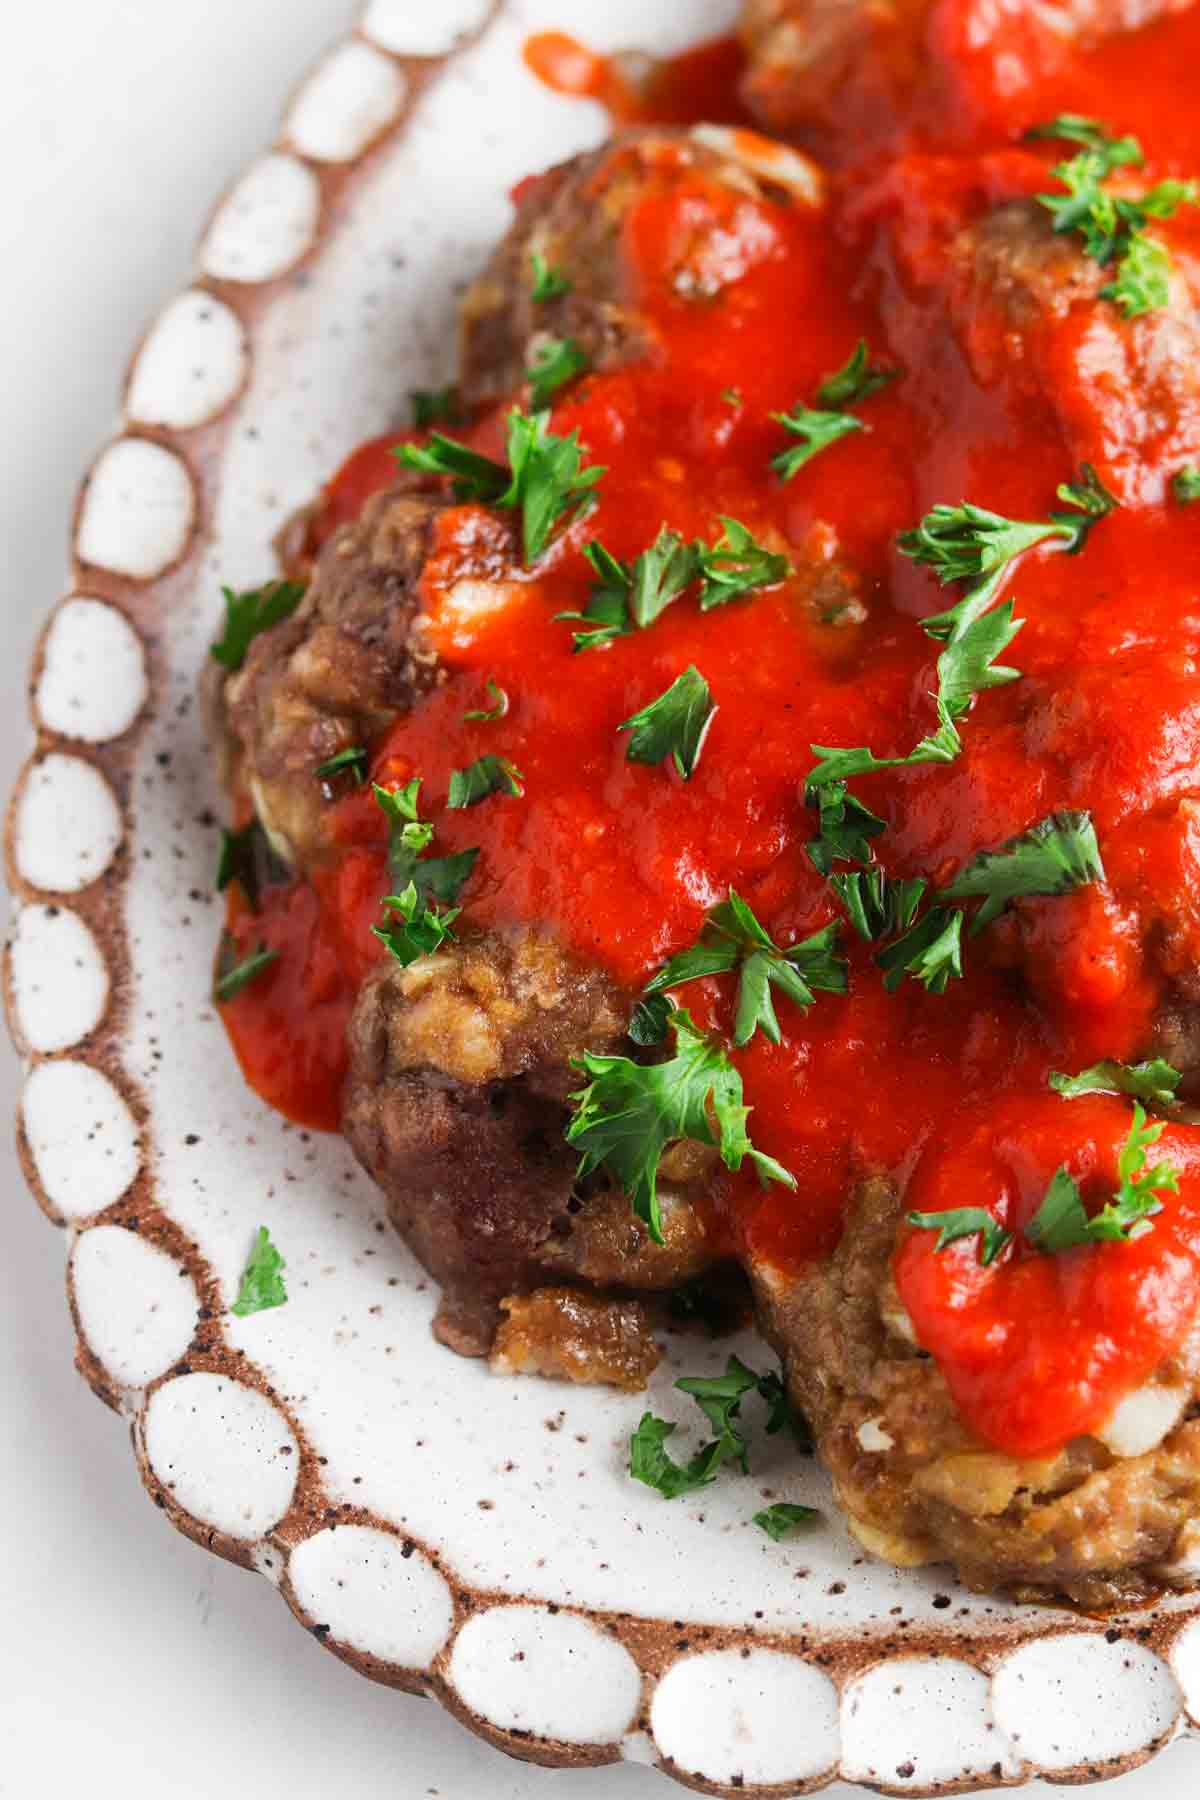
[220,8,1200,1457]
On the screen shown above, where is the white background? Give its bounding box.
[1,5,1198,1798]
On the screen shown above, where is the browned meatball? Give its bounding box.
[752,1178,1200,1606]
[459,126,824,410]
[342,926,717,1357]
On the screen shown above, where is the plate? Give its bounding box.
[6,1,1200,1791]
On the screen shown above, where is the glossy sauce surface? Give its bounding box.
[221,9,1200,1457]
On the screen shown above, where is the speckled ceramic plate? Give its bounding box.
[9,2,1200,1792]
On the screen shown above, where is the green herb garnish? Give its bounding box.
[905,1207,1012,1266]
[214,936,279,1003]
[531,251,572,302]
[771,405,863,481]
[805,705,962,789]
[315,745,369,785]
[1050,1059,1182,1105]
[876,906,964,994]
[567,1008,794,1244]
[630,1355,812,1501]
[463,678,509,723]
[447,754,525,808]
[526,337,588,410]
[372,779,478,904]
[754,1502,820,1540]
[1026,1105,1179,1250]
[805,782,886,875]
[696,518,791,610]
[231,1226,288,1317]
[619,666,715,780]
[211,581,305,672]
[816,339,895,408]
[410,386,462,429]
[831,869,926,942]
[945,809,1104,932]
[1173,467,1200,503]
[628,992,673,1047]
[215,819,287,912]
[645,890,847,1046]
[372,881,460,966]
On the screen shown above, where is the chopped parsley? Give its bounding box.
[447,754,525,808]
[876,906,964,994]
[372,881,460,966]
[410,385,462,429]
[805,705,962,790]
[398,407,605,564]
[1026,1105,1179,1251]
[630,1355,812,1502]
[210,580,305,672]
[231,1226,288,1318]
[816,339,896,409]
[628,992,672,1047]
[372,779,478,904]
[315,745,369,785]
[771,405,863,481]
[526,336,588,410]
[559,528,698,650]
[645,891,847,1046]
[754,1502,819,1540]
[831,869,926,942]
[1050,1059,1182,1105]
[906,1206,1012,1266]
[1027,114,1198,317]
[1174,467,1200,503]
[696,518,791,610]
[945,809,1104,932]
[619,666,715,780]
[530,250,571,302]
[806,781,887,875]
[215,819,287,912]
[566,1007,795,1244]
[214,935,279,1003]
[463,678,509,723]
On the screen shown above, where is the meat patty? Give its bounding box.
[753,1177,1200,1605]
[459,125,823,411]
[739,0,1194,155]
[342,926,718,1357]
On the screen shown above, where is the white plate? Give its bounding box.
[6,2,1200,1792]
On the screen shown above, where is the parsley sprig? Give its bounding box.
[398,408,605,564]
[1027,114,1198,316]
[1026,1105,1179,1251]
[372,779,478,904]
[447,754,525,808]
[945,809,1104,932]
[645,890,847,1045]
[562,520,788,650]
[905,1207,1011,1266]
[214,936,279,1003]
[526,336,588,410]
[1050,1058,1182,1105]
[696,518,791,609]
[630,1355,814,1503]
[771,339,894,481]
[567,1008,794,1244]
[531,251,571,301]
[372,882,461,967]
[619,667,716,780]
[806,782,886,875]
[211,580,305,672]
[231,1226,288,1318]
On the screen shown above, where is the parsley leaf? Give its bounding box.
[372,881,460,966]
[831,869,926,942]
[211,581,305,672]
[805,703,962,789]
[315,745,369,785]
[771,405,863,480]
[1026,1105,1179,1250]
[1050,1059,1182,1105]
[531,251,571,301]
[629,1414,728,1498]
[1173,467,1200,503]
[646,891,848,1045]
[805,781,886,875]
[410,385,462,429]
[619,666,716,780]
[557,543,633,651]
[372,780,478,904]
[906,1206,1012,1266]
[526,336,588,410]
[399,409,605,564]
[560,528,699,650]
[935,599,1023,723]
[214,935,279,1003]
[463,678,509,723]
[447,754,525,808]
[215,819,287,912]
[945,809,1104,932]
[816,339,896,409]
[1024,115,1143,165]
[696,517,791,610]
[630,1356,810,1501]
[876,906,964,994]
[754,1502,820,1540]
[629,992,673,1046]
[675,1356,762,1471]
[231,1226,288,1318]
[567,1007,795,1244]
[1101,227,1174,315]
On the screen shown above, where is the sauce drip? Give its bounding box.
[221,9,1200,1457]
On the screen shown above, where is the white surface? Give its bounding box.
[1,5,1199,1799]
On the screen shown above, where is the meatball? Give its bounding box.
[752,1178,1200,1605]
[222,477,520,870]
[739,0,1194,156]
[459,125,823,411]
[342,926,718,1357]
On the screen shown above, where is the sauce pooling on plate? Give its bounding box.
[220,8,1200,1462]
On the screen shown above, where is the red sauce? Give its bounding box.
[221,8,1200,1458]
